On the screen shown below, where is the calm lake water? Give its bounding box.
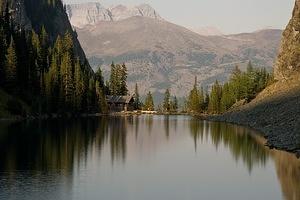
[0,115,299,200]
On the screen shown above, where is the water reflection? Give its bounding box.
[164,115,170,138]
[189,119,268,173]
[272,149,300,200]
[188,118,300,200]
[0,116,299,200]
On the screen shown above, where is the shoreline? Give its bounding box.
[2,110,299,158]
[204,115,297,154]
[0,111,189,121]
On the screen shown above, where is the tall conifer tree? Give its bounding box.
[5,38,18,93]
[61,52,74,109]
[163,89,171,112]
[134,83,141,110]
[0,27,6,87]
[144,91,154,111]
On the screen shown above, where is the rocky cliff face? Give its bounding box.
[0,0,90,68]
[66,2,112,28]
[275,0,300,80]
[0,0,31,29]
[66,3,162,28]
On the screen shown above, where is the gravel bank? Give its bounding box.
[209,77,300,156]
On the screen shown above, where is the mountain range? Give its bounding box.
[66,3,162,28]
[66,2,282,99]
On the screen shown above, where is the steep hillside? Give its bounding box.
[0,0,90,68]
[212,0,300,156]
[76,16,281,97]
[0,0,102,118]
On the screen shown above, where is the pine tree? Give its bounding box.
[44,67,52,112]
[119,63,128,95]
[144,91,154,111]
[110,62,117,95]
[96,81,108,113]
[30,30,42,95]
[40,26,49,72]
[105,80,110,95]
[204,92,210,111]
[220,83,235,112]
[31,30,42,70]
[61,52,74,109]
[74,59,84,112]
[87,78,96,112]
[115,64,122,95]
[5,38,18,93]
[198,87,205,111]
[95,66,104,89]
[63,31,74,57]
[163,89,171,112]
[109,62,128,96]
[230,65,243,100]
[208,80,222,114]
[187,77,202,113]
[54,35,63,62]
[0,26,6,87]
[170,96,178,112]
[134,83,141,110]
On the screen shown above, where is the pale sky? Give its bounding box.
[64,0,295,34]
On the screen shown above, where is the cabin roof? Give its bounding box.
[106,95,134,104]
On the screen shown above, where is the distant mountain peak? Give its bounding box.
[66,2,162,28]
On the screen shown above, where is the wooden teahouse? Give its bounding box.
[106,95,135,112]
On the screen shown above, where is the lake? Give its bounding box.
[0,115,299,200]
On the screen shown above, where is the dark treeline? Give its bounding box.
[186,61,273,114]
[0,2,109,116]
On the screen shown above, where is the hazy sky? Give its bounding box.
[64,0,295,34]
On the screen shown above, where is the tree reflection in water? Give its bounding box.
[189,119,269,173]
[188,118,300,200]
[0,116,300,200]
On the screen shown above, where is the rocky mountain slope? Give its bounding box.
[190,26,223,36]
[212,0,300,156]
[66,3,162,28]
[67,2,282,98]
[76,19,281,97]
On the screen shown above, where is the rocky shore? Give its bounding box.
[208,77,300,157]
